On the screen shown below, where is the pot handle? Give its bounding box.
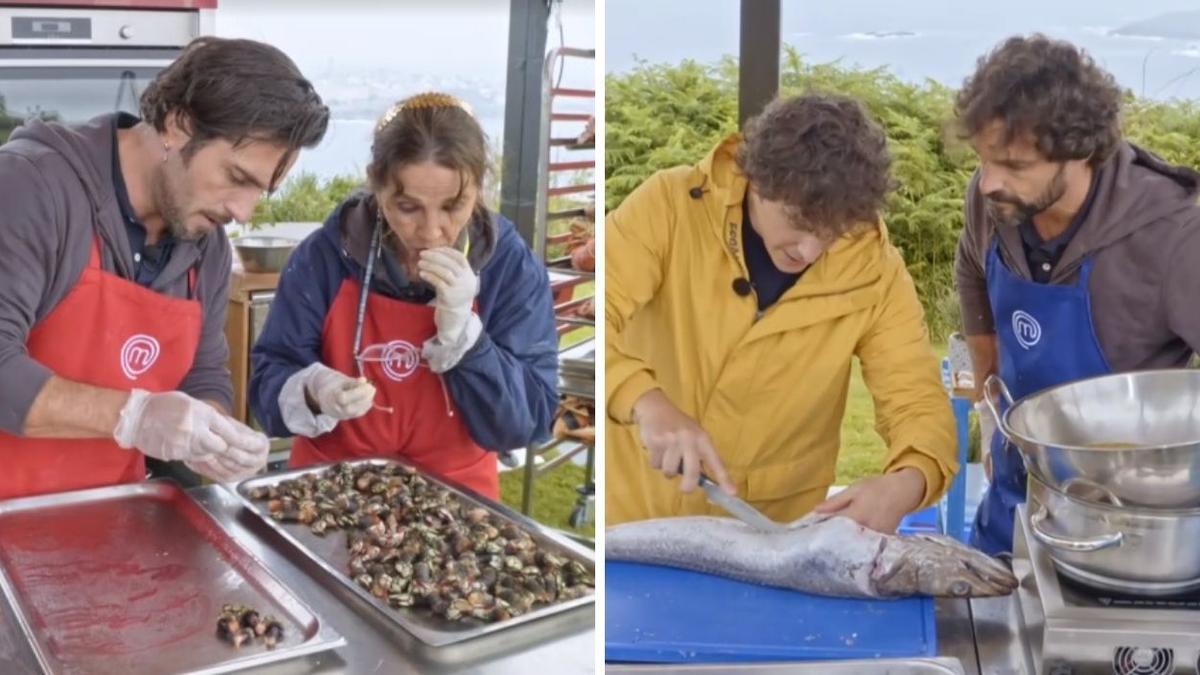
[982,374,1017,442]
[1060,477,1126,508]
[1029,504,1124,553]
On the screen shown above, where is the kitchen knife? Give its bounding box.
[696,472,787,533]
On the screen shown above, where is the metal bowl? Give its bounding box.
[986,369,1200,509]
[233,236,298,273]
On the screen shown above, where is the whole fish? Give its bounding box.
[606,513,1017,598]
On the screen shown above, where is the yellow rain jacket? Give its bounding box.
[606,134,957,525]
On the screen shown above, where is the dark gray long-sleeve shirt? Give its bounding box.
[0,114,233,435]
[955,141,1200,372]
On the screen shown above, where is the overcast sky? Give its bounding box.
[217,0,595,87]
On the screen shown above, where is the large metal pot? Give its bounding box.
[1026,470,1200,595]
[985,369,1200,508]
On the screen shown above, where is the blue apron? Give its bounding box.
[969,240,1112,556]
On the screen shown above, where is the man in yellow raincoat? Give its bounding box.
[606,93,957,532]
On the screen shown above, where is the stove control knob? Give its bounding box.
[119,25,135,40]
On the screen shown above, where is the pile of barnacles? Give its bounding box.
[248,462,594,624]
[216,604,283,649]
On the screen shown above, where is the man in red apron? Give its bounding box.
[0,37,330,499]
[954,35,1200,555]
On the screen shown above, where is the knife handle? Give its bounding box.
[676,459,715,486]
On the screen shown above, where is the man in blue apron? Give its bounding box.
[954,34,1200,556]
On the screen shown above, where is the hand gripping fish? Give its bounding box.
[606,513,1018,598]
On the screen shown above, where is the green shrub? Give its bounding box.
[606,48,1200,341]
[251,172,364,226]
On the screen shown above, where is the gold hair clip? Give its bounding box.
[376,92,474,131]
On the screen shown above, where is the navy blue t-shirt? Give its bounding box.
[742,201,803,311]
[1019,172,1099,284]
[112,112,174,287]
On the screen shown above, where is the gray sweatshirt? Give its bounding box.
[956,141,1200,371]
[0,114,233,434]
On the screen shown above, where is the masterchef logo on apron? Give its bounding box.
[367,339,421,382]
[120,334,161,380]
[1011,310,1041,350]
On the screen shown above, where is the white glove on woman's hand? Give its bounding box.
[418,246,482,372]
[306,363,376,420]
[113,389,269,479]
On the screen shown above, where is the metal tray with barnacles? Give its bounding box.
[231,458,595,648]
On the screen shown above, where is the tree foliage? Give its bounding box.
[606,47,1200,340]
[250,172,364,225]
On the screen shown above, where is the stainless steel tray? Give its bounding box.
[0,481,344,675]
[232,458,596,648]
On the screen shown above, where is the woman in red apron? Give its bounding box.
[248,93,560,500]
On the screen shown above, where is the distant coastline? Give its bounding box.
[842,30,919,40]
[1111,10,1200,41]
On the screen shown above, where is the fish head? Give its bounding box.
[873,532,1019,598]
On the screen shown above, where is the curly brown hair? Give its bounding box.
[956,34,1122,166]
[736,93,893,239]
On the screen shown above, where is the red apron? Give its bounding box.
[0,238,202,499]
[290,279,499,499]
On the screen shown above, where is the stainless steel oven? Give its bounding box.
[247,289,274,431]
[247,289,295,469]
[0,2,214,141]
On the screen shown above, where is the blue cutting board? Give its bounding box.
[605,511,939,664]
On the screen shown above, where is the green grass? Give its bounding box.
[835,358,886,485]
[499,461,594,539]
[835,347,975,485]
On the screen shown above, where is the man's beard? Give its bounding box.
[151,164,199,241]
[985,163,1067,228]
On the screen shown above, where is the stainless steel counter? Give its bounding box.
[935,599,981,675]
[970,595,1029,674]
[0,484,596,675]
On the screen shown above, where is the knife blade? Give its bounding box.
[697,473,787,533]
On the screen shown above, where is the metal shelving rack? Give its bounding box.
[520,45,596,533]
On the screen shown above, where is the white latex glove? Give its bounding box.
[417,246,482,373]
[185,455,263,484]
[305,363,376,420]
[113,389,269,481]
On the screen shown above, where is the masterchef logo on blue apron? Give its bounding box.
[120,334,160,380]
[1011,310,1041,350]
[369,339,420,382]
